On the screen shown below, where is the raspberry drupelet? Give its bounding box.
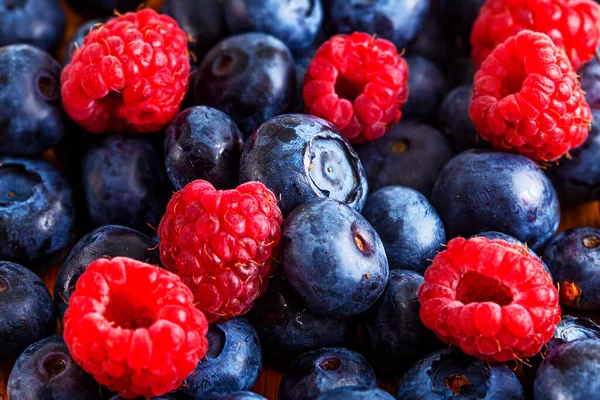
[469,30,592,162]
[63,257,208,399]
[61,8,190,133]
[158,180,283,323]
[418,237,561,363]
[303,32,409,144]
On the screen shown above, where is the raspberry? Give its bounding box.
[471,0,600,71]
[469,30,592,162]
[158,180,283,323]
[63,257,208,399]
[418,237,561,363]
[61,8,190,133]
[303,32,409,144]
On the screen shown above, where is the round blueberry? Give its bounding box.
[317,387,395,400]
[396,348,524,399]
[0,45,65,156]
[281,199,388,317]
[431,149,560,251]
[402,55,447,121]
[581,52,600,109]
[63,0,140,17]
[0,262,55,362]
[551,316,600,348]
[63,18,106,65]
[355,120,453,197]
[240,114,368,216]
[164,106,244,190]
[218,393,266,400]
[408,14,451,66]
[0,157,76,268]
[179,318,262,400]
[194,32,296,135]
[54,225,161,323]
[279,347,377,400]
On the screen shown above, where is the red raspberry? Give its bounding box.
[471,0,600,71]
[61,9,190,133]
[158,180,283,323]
[469,30,592,162]
[418,237,561,363]
[303,32,409,144]
[63,257,208,399]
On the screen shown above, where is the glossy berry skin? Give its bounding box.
[362,270,442,380]
[64,0,140,17]
[223,0,323,51]
[396,348,524,399]
[355,121,453,197]
[278,347,377,400]
[0,0,64,51]
[546,315,600,355]
[178,318,262,400]
[0,157,76,268]
[194,33,296,135]
[431,149,560,251]
[55,225,161,323]
[473,231,550,274]
[402,55,448,121]
[164,106,244,190]
[317,387,395,400]
[0,262,55,362]
[0,45,65,156]
[7,336,100,400]
[219,393,267,400]
[63,18,106,65]
[240,114,368,216]
[582,55,600,109]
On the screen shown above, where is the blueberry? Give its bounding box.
[0,157,76,268]
[63,0,140,17]
[362,187,445,273]
[402,55,447,121]
[82,134,171,234]
[279,347,377,400]
[223,0,323,51]
[164,106,244,190]
[281,199,388,317]
[355,120,453,197]
[218,393,266,400]
[534,339,600,400]
[438,0,485,46]
[0,0,64,52]
[0,262,55,362]
[326,0,430,49]
[178,318,262,400]
[396,348,524,399]
[431,149,560,251]
[549,315,600,353]
[317,386,395,400]
[240,114,368,216]
[581,54,600,109]
[194,33,296,135]
[54,225,161,323]
[63,18,106,65]
[0,45,65,155]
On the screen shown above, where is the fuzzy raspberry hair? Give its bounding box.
[61,8,190,133]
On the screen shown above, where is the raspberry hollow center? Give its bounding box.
[500,62,526,98]
[104,293,156,330]
[455,271,513,306]
[334,74,361,102]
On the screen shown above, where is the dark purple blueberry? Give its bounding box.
[431,149,560,251]
[402,55,448,121]
[279,347,377,400]
[240,114,368,216]
[581,54,600,109]
[548,315,600,354]
[0,262,55,362]
[218,393,266,400]
[164,106,244,190]
[317,386,394,400]
[194,33,296,135]
[63,18,106,65]
[64,0,140,17]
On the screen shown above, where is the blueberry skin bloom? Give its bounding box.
[194,33,296,135]
[179,318,262,400]
[218,393,266,400]
[240,114,368,216]
[279,347,377,400]
[362,187,445,273]
[396,348,524,399]
[0,262,55,362]
[0,45,65,155]
[402,55,448,121]
[0,157,76,268]
[317,387,395,400]
[431,149,560,251]
[281,199,388,317]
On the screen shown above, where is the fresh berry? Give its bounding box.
[158,180,283,323]
[219,393,266,400]
[63,18,107,65]
[164,106,244,190]
[471,0,600,71]
[431,149,560,251]
[55,225,161,322]
[419,236,561,362]
[282,199,389,317]
[194,32,296,135]
[402,55,448,121]
[303,31,409,143]
[581,52,600,108]
[317,387,395,400]
[278,347,377,400]
[550,315,600,349]
[63,257,209,399]
[469,30,592,162]
[177,318,262,400]
[240,114,368,216]
[64,0,140,17]
[61,8,190,133]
